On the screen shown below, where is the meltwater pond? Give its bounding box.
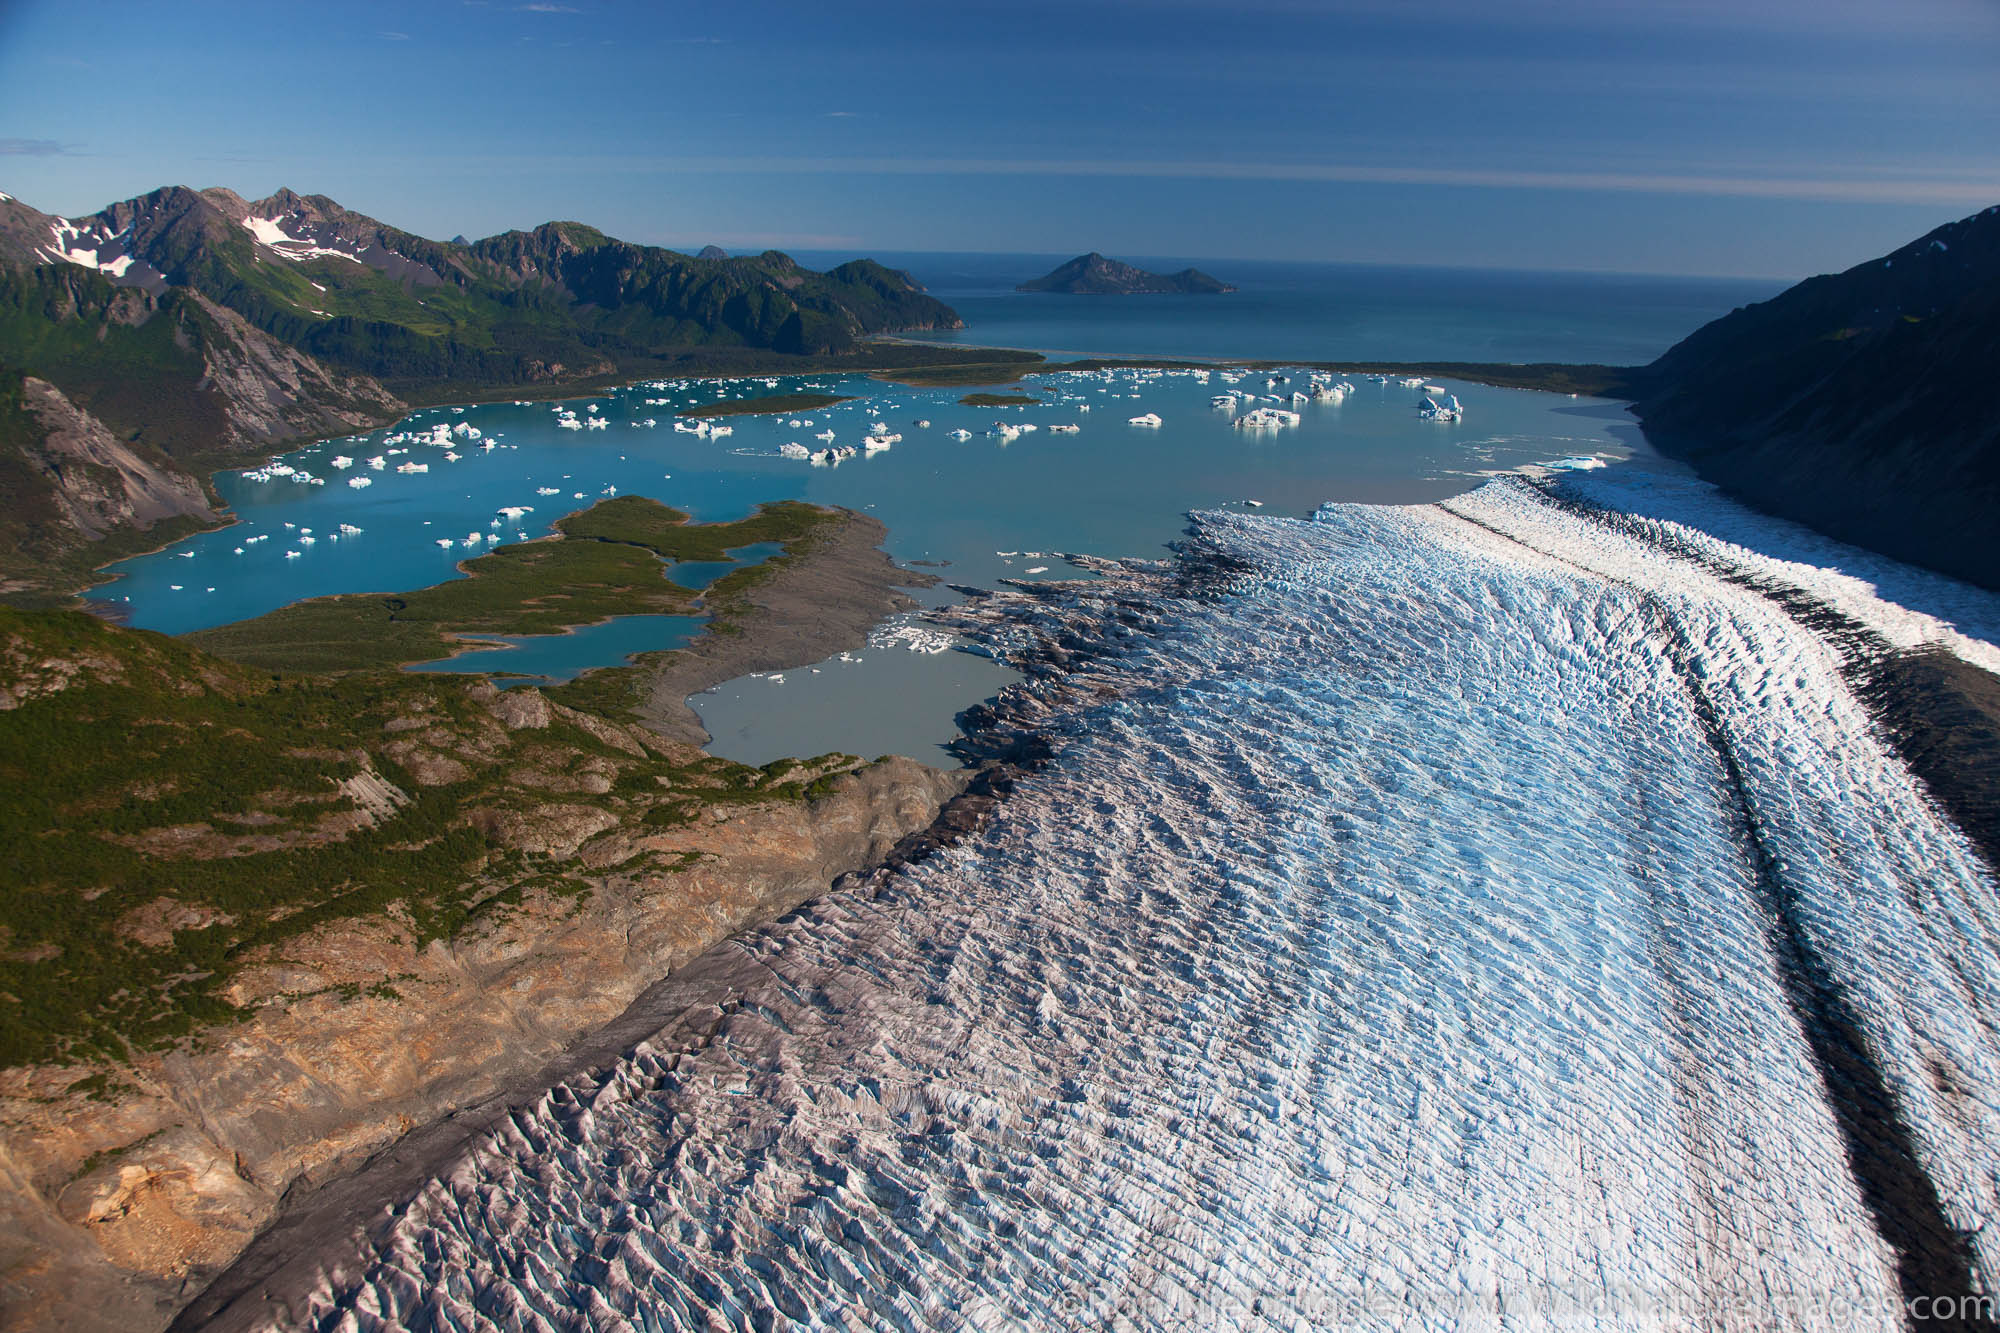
[405,613,708,687]
[405,543,782,686]
[103,367,1645,761]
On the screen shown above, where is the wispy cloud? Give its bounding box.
[380,30,411,40]
[600,154,2000,207]
[516,2,579,10]
[0,139,66,156]
[825,111,860,119]
[1087,0,2000,41]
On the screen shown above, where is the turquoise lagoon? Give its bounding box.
[103,366,1650,762]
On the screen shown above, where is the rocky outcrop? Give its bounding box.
[183,294,405,452]
[0,752,967,1333]
[15,378,214,542]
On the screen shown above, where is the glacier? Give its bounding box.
[255,470,2000,1332]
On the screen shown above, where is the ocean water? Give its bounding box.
[796,251,1784,365]
[101,366,1647,764]
[267,471,2000,1331]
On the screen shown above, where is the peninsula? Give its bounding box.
[1017,252,1236,295]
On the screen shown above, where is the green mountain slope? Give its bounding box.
[6,186,964,389]
[0,184,978,599]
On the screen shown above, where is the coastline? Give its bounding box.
[182,475,2000,1330]
[635,511,939,747]
[53,340,1043,613]
[61,344,1638,615]
[170,568,1061,1333]
[0,511,971,1333]
[3,358,1741,1333]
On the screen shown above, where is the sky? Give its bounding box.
[0,0,1996,278]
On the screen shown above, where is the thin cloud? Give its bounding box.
[601,154,2000,207]
[0,139,65,156]
[516,2,579,10]
[1089,0,2000,41]
[380,30,411,39]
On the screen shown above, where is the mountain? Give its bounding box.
[0,374,216,600]
[2,186,964,385]
[1018,252,1235,295]
[1630,204,2000,590]
[0,185,972,599]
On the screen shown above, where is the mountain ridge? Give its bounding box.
[0,184,977,599]
[1629,202,2000,590]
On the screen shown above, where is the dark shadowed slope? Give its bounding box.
[1630,204,2000,590]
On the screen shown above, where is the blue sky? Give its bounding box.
[1,0,1995,277]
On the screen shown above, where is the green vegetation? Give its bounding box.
[0,267,232,462]
[185,497,838,673]
[870,354,1044,387]
[66,191,964,387]
[679,391,854,418]
[0,600,870,1071]
[959,392,1041,407]
[541,500,846,722]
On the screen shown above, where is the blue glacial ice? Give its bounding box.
[265,472,2000,1332]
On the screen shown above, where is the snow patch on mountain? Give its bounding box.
[240,214,367,264]
[34,216,165,288]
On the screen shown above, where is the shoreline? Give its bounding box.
[635,511,939,747]
[184,479,2000,1331]
[55,340,1043,612]
[0,510,975,1333]
[171,562,1050,1333]
[64,344,1634,614]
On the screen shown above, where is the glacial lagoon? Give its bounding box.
[268,469,2000,1330]
[103,367,1647,763]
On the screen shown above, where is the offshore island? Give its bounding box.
[1017,252,1236,294]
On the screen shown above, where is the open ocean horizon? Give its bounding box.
[790,249,1788,366]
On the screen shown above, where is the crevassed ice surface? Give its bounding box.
[281,476,2000,1332]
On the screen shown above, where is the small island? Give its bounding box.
[1018,252,1235,295]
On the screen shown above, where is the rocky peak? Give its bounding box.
[256,186,311,215]
[0,191,62,268]
[197,186,252,220]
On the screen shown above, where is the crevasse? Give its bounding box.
[276,473,2000,1333]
